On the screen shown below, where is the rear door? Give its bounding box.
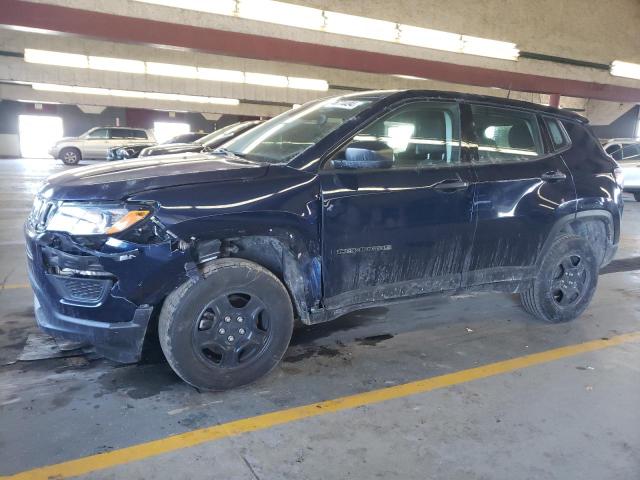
[464,104,576,286]
[320,100,477,309]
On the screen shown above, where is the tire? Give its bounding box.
[60,148,81,165]
[634,192,640,202]
[521,234,598,323]
[159,258,294,391]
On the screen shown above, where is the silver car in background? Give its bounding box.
[48,127,154,165]
[603,138,640,201]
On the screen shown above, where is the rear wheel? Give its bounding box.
[633,192,640,202]
[60,148,81,165]
[159,258,294,390]
[521,234,598,323]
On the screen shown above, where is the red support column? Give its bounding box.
[549,94,561,108]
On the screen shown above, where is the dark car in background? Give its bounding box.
[26,90,622,391]
[107,132,208,161]
[138,120,262,157]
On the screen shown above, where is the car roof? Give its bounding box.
[349,89,588,123]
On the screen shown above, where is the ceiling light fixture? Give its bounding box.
[196,67,245,83]
[135,0,237,15]
[24,49,329,91]
[237,0,323,29]
[287,77,329,91]
[32,83,240,105]
[245,72,289,88]
[24,48,88,68]
[323,11,398,42]
[610,60,640,80]
[132,0,520,61]
[88,56,146,74]
[146,61,198,78]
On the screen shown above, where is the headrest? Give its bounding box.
[509,123,535,150]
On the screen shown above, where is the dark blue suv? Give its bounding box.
[25,90,623,390]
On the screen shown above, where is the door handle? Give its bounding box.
[541,170,567,182]
[433,179,469,191]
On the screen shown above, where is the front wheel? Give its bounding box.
[159,258,294,391]
[60,148,81,165]
[521,234,598,323]
[633,192,640,202]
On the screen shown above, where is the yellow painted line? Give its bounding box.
[0,284,30,290]
[2,331,639,480]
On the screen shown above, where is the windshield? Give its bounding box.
[195,123,252,146]
[221,93,388,164]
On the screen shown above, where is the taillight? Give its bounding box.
[614,167,624,189]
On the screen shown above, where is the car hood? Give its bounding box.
[39,152,269,201]
[142,143,202,156]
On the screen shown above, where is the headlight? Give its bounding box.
[46,203,150,236]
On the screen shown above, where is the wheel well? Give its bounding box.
[213,236,313,324]
[558,217,609,266]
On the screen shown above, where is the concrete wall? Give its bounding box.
[591,106,640,140]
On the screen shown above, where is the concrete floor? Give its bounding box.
[0,158,639,479]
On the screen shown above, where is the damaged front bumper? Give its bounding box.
[24,223,193,363]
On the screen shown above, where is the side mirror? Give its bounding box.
[331,143,394,170]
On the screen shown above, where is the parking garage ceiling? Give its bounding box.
[1,0,639,121]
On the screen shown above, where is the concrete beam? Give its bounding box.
[2,0,640,102]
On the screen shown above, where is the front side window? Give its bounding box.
[222,94,386,164]
[471,105,543,163]
[329,101,460,169]
[86,128,108,139]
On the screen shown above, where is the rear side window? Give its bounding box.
[622,144,640,160]
[110,129,129,139]
[605,144,623,161]
[470,105,543,163]
[544,118,570,151]
[131,129,148,139]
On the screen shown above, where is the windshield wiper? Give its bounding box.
[204,146,243,157]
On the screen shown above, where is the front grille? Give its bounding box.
[48,274,112,305]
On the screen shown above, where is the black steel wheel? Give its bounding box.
[521,234,598,323]
[550,254,588,306]
[192,291,272,369]
[159,258,293,390]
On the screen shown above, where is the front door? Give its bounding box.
[320,100,477,310]
[463,104,577,286]
[82,127,111,158]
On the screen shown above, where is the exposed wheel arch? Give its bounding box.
[539,211,614,269]
[195,235,318,325]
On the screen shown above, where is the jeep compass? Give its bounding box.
[26,90,623,390]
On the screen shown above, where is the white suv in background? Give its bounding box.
[603,138,640,201]
[49,127,155,165]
